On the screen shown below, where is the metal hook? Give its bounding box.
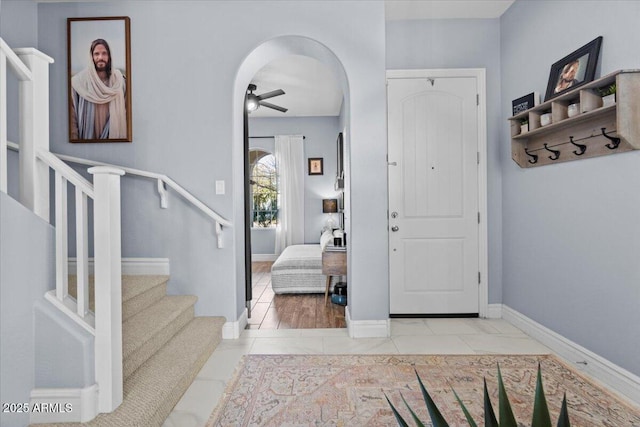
[543,143,561,160]
[601,127,621,150]
[569,136,587,156]
[524,147,538,164]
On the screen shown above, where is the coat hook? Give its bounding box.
[524,147,538,164]
[569,136,587,156]
[601,127,621,149]
[543,143,560,160]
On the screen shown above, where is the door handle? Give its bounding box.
[391,226,399,232]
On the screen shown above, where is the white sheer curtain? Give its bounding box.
[274,135,305,255]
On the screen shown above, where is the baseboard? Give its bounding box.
[251,254,278,262]
[68,257,170,275]
[223,308,248,339]
[502,304,640,405]
[485,303,502,319]
[29,384,98,424]
[346,308,390,338]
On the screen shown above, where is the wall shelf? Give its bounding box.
[508,70,640,167]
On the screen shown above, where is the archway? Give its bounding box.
[232,36,350,330]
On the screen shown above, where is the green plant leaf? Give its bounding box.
[384,393,410,427]
[557,393,571,427]
[452,387,478,427]
[400,392,427,427]
[415,370,450,427]
[483,378,499,427]
[531,363,552,427]
[497,364,518,427]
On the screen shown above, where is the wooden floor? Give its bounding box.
[247,261,346,330]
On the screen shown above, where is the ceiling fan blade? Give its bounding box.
[259,101,288,113]
[257,89,285,100]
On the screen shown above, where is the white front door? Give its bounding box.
[388,71,481,315]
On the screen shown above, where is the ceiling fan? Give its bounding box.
[246,84,288,113]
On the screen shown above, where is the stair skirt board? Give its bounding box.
[30,384,99,424]
[68,258,170,276]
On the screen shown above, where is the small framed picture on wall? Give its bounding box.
[308,158,323,175]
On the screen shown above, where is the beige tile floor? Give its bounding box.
[163,318,551,427]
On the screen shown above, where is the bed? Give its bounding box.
[271,230,341,294]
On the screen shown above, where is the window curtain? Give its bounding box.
[274,135,305,255]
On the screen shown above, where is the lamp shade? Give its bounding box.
[322,199,338,213]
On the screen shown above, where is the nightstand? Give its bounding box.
[322,246,346,305]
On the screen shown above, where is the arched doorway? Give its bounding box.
[232,36,350,330]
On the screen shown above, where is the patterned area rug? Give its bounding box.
[207,354,640,426]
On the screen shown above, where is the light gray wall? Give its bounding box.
[500,0,640,376]
[249,116,341,255]
[32,1,388,322]
[0,193,54,427]
[386,18,503,303]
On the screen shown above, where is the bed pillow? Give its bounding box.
[320,229,333,251]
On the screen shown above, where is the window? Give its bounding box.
[250,150,278,228]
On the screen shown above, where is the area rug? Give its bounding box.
[207,354,640,426]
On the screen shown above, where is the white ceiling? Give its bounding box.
[249,0,515,118]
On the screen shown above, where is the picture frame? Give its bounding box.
[67,16,132,142]
[511,92,539,116]
[308,158,323,175]
[544,36,602,101]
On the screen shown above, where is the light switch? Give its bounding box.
[215,180,225,195]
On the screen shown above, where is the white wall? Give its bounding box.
[32,1,388,323]
[0,194,54,427]
[500,0,640,376]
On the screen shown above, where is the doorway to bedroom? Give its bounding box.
[243,49,347,330]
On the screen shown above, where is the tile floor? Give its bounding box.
[163,317,551,427]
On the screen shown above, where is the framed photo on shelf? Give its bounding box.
[308,158,323,175]
[544,36,602,101]
[67,16,132,142]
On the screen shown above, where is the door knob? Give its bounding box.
[391,226,399,232]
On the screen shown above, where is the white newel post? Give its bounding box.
[89,166,125,413]
[15,48,53,220]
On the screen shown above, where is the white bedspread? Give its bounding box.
[271,244,338,294]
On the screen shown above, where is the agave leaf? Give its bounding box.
[483,378,499,427]
[400,392,427,427]
[531,363,552,427]
[415,370,450,427]
[384,393,410,427]
[557,393,571,427]
[452,387,478,427]
[497,364,518,427]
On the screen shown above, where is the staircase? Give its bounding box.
[35,275,225,427]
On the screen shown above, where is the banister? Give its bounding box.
[0,38,34,81]
[37,150,94,198]
[55,153,232,227]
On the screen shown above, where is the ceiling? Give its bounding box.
[249,0,515,118]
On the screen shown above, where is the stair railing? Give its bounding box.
[1,38,123,414]
[53,153,232,247]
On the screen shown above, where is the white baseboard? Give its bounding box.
[485,303,502,319]
[346,308,390,338]
[30,384,98,424]
[68,257,170,275]
[251,254,278,262]
[223,308,248,339]
[502,304,640,405]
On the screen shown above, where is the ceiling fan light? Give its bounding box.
[246,95,260,112]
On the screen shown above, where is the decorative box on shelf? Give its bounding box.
[508,70,640,168]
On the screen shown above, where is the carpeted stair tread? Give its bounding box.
[123,295,197,379]
[33,316,225,427]
[68,275,169,321]
[91,316,225,427]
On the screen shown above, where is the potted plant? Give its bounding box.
[520,118,529,134]
[599,83,616,108]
